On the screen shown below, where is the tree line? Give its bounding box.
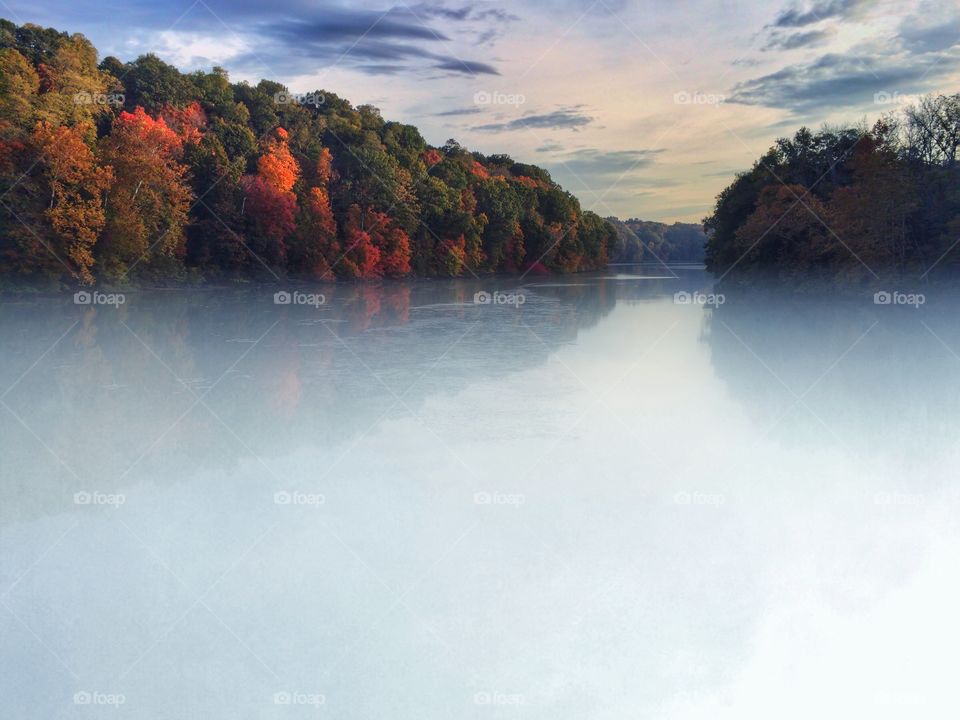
[606,217,706,264]
[704,93,960,283]
[0,21,617,286]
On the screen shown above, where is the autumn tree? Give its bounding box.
[242,127,300,267]
[160,101,207,144]
[97,107,192,278]
[0,19,631,285]
[0,48,39,135]
[289,148,339,279]
[31,121,112,282]
[829,124,918,272]
[732,184,833,279]
[338,204,380,278]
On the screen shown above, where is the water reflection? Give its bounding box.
[705,282,960,464]
[2,268,959,719]
[1,276,635,526]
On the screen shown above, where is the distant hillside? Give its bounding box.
[0,20,616,286]
[606,217,706,264]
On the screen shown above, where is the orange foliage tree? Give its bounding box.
[290,148,339,278]
[32,121,113,283]
[243,127,300,266]
[97,107,192,278]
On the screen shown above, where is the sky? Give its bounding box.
[2,0,959,222]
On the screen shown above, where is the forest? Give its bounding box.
[0,20,617,287]
[606,217,706,264]
[704,93,960,284]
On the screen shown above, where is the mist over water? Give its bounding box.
[2,267,959,718]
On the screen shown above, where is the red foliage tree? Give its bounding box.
[367,208,412,277]
[243,127,300,265]
[160,101,207,144]
[242,176,297,241]
[339,204,380,278]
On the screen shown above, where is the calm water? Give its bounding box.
[2,267,959,718]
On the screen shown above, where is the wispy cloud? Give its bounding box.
[770,0,868,28]
[473,107,593,132]
[763,28,833,51]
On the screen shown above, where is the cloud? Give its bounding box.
[541,148,674,212]
[473,107,593,132]
[553,148,664,176]
[704,168,746,177]
[536,142,564,152]
[899,7,960,54]
[411,3,519,23]
[413,3,473,21]
[7,0,508,78]
[727,48,959,113]
[770,0,868,28]
[239,9,503,76]
[432,59,500,75]
[763,29,833,51]
[434,106,485,116]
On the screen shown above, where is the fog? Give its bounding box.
[2,268,959,718]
